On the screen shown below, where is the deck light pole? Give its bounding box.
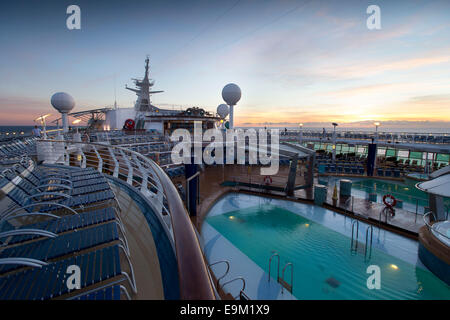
[299,123,303,144]
[374,122,380,142]
[332,122,338,163]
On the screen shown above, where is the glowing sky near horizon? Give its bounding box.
[0,0,450,127]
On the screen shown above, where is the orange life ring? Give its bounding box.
[264,176,272,185]
[383,194,396,208]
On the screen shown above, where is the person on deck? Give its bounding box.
[32,125,41,137]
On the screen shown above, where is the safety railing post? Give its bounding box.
[415,199,418,223]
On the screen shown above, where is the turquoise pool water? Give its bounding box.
[206,194,450,300]
[323,176,450,214]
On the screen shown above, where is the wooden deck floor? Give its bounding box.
[111,184,165,299]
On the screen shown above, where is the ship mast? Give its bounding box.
[125,56,164,112]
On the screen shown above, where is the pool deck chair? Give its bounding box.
[0,207,119,245]
[0,222,123,274]
[0,244,136,300]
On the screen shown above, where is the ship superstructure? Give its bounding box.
[125,56,164,114]
[100,57,220,134]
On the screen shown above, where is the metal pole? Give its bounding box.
[415,198,418,223]
[229,105,234,129]
[332,126,336,164]
[197,175,200,205]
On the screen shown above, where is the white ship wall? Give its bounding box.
[144,121,163,132]
[105,108,136,130]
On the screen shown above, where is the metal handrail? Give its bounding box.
[221,277,246,299]
[351,220,359,254]
[365,225,373,262]
[36,138,216,300]
[268,252,280,282]
[208,260,230,288]
[280,262,293,294]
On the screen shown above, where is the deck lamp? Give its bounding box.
[374,122,381,143]
[299,123,304,144]
[35,113,52,138]
[72,119,82,134]
[332,123,338,163]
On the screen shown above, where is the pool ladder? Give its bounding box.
[350,220,359,255]
[350,220,374,262]
[268,252,293,294]
[221,277,247,300]
[209,260,248,300]
[208,260,230,288]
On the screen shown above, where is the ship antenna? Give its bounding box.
[145,55,150,81]
[114,74,117,109]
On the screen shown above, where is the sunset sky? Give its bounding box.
[1,0,450,128]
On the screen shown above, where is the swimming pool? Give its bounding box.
[322,176,450,214]
[204,193,450,300]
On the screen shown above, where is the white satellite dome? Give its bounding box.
[217,104,229,118]
[51,92,75,113]
[222,83,241,106]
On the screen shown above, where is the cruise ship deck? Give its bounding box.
[0,133,216,300]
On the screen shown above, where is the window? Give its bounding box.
[436,153,449,162]
[397,150,409,158]
[410,151,422,159]
[386,149,396,157]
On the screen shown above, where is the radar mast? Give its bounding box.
[125,56,164,112]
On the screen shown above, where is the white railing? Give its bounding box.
[37,139,171,231]
[423,212,450,246]
[280,130,450,145]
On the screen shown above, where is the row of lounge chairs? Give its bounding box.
[318,163,365,175]
[129,143,172,155]
[0,158,136,300]
[0,138,37,165]
[165,166,185,178]
[281,131,450,144]
[89,131,165,145]
[376,168,402,177]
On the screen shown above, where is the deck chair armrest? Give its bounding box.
[40,177,73,186]
[32,183,72,192]
[0,258,48,268]
[40,172,71,179]
[0,228,57,239]
[26,191,72,201]
[1,203,78,221]
[3,211,60,221]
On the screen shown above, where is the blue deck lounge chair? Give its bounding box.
[1,207,117,245]
[0,245,131,300]
[0,222,119,274]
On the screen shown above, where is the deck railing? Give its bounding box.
[423,212,450,242]
[280,129,450,145]
[36,138,216,300]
